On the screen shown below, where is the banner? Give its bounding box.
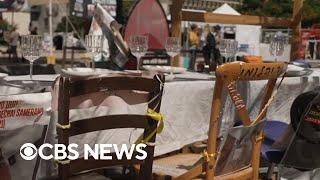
[0,92,51,131]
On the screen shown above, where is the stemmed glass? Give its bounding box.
[129,35,148,72]
[85,34,103,69]
[21,35,43,80]
[165,37,181,74]
[218,39,238,63]
[269,32,286,61]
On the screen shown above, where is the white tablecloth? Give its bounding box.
[1,71,320,179]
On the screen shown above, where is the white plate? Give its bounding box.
[0,73,8,80]
[143,65,186,74]
[61,68,112,77]
[165,74,175,82]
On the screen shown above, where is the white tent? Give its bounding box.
[213,3,261,56]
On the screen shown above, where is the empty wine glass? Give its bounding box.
[218,39,238,63]
[165,37,181,74]
[269,32,287,61]
[85,34,103,69]
[129,35,148,72]
[21,35,43,80]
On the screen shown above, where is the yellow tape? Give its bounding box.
[202,150,217,162]
[134,108,164,145]
[56,123,71,130]
[55,159,70,165]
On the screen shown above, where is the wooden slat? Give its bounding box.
[215,62,287,82]
[181,11,293,27]
[57,77,71,180]
[70,152,144,175]
[69,76,159,97]
[69,115,153,136]
[291,0,304,61]
[215,167,253,180]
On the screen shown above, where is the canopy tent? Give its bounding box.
[183,3,261,56]
[213,3,261,56]
[28,0,68,6]
[27,0,68,62]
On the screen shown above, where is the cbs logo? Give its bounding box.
[20,143,38,160]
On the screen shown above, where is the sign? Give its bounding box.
[0,93,51,131]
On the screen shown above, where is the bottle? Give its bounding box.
[0,149,11,180]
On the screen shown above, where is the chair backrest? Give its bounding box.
[56,75,164,180]
[205,62,287,179]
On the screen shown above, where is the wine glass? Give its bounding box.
[218,39,238,63]
[85,34,103,69]
[21,35,43,80]
[129,35,148,72]
[165,37,181,74]
[269,32,287,61]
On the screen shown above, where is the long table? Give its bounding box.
[1,70,320,179]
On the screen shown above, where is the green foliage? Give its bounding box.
[240,0,320,27]
[302,0,320,27]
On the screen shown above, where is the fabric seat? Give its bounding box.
[43,172,110,180]
[153,153,202,178]
[263,120,289,143]
[69,172,111,180]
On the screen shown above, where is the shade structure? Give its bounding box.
[28,0,68,5]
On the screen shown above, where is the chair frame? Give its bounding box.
[56,75,164,180]
[173,62,287,180]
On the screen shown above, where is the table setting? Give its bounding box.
[1,23,320,180]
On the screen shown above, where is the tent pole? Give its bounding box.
[170,0,184,67]
[291,0,304,61]
[49,0,53,58]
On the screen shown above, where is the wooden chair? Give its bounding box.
[152,62,287,180]
[55,74,164,180]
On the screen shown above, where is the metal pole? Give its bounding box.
[49,0,53,56]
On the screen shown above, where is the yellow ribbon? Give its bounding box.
[202,150,217,162]
[56,123,71,130]
[54,159,70,167]
[134,108,164,145]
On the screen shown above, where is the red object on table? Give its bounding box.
[124,0,169,69]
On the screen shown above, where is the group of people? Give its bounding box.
[188,24,222,71]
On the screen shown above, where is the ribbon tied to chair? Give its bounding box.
[135,108,164,146]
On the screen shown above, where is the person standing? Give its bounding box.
[188,24,200,71]
[8,27,19,63]
[203,25,216,68]
[213,25,222,65]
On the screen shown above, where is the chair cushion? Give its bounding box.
[153,153,202,178]
[263,120,289,143]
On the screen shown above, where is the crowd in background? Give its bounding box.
[188,23,223,71]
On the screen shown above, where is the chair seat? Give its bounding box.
[69,172,111,180]
[264,120,289,143]
[153,153,202,178]
[42,172,110,180]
